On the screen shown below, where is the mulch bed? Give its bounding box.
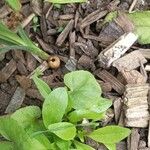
[0,0,150,149]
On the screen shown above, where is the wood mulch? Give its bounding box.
[0,0,150,149]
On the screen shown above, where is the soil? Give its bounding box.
[0,0,150,149]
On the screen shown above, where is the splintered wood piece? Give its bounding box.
[0,59,17,83]
[80,10,108,28]
[113,50,147,71]
[139,49,150,59]
[113,98,122,123]
[148,120,150,147]
[124,84,149,128]
[145,65,150,71]
[56,20,74,46]
[98,32,137,68]
[0,5,12,19]
[5,87,25,113]
[125,118,149,128]
[96,69,125,94]
[26,53,37,72]
[121,70,146,84]
[129,128,140,150]
[98,81,112,92]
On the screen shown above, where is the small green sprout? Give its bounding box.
[0,71,131,150]
[0,22,49,60]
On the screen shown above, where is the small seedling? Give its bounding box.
[32,16,40,32]
[0,22,49,60]
[5,0,22,12]
[0,70,131,150]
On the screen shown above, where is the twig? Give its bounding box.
[129,0,138,13]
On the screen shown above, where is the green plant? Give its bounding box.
[0,22,49,60]
[0,71,130,150]
[5,0,21,12]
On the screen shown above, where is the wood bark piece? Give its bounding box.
[112,50,147,71]
[148,120,150,147]
[5,87,25,113]
[121,70,146,84]
[80,10,108,29]
[98,32,137,68]
[56,19,74,46]
[129,128,140,150]
[113,98,122,123]
[95,69,125,94]
[123,84,149,128]
[0,59,17,83]
[139,49,150,59]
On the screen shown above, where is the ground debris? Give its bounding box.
[0,59,17,83]
[80,10,108,29]
[56,19,74,46]
[16,75,31,90]
[113,50,147,72]
[95,69,125,94]
[5,87,25,114]
[120,70,147,84]
[98,33,137,68]
[123,84,149,128]
[127,128,140,150]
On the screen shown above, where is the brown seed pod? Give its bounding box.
[48,56,60,69]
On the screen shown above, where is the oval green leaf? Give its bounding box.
[87,125,131,144]
[64,70,102,109]
[48,122,76,140]
[42,87,68,127]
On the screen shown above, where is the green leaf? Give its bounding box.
[46,0,87,4]
[104,143,116,150]
[32,75,51,99]
[0,116,31,149]
[68,109,105,123]
[74,141,95,150]
[5,0,21,11]
[11,106,41,129]
[87,126,131,144]
[54,136,71,150]
[64,70,102,109]
[0,141,14,150]
[48,122,76,140]
[128,11,150,44]
[42,87,68,127]
[27,120,52,149]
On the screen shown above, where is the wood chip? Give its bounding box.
[26,88,43,100]
[98,33,138,68]
[124,84,149,128]
[128,128,140,150]
[17,61,28,75]
[0,59,17,83]
[0,5,12,19]
[148,120,150,147]
[56,19,74,46]
[121,70,146,84]
[113,50,147,71]
[95,69,125,94]
[16,75,31,90]
[139,49,150,59]
[113,98,122,123]
[5,87,25,113]
[26,53,37,72]
[80,10,108,28]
